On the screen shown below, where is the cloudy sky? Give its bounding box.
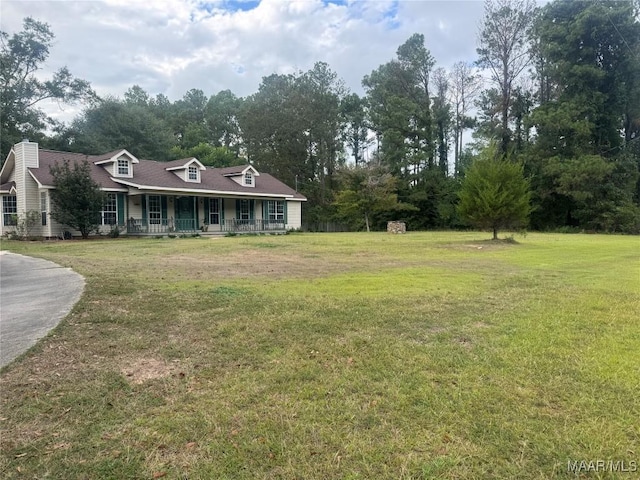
[2,0,490,123]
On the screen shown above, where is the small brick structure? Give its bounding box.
[387,221,406,234]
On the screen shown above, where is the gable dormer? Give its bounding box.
[222,165,260,188]
[165,158,206,183]
[94,150,139,178]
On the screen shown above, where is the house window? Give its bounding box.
[244,172,253,186]
[2,195,17,226]
[239,199,250,220]
[188,165,198,181]
[101,193,117,225]
[148,195,161,224]
[41,191,48,226]
[117,158,129,176]
[208,198,220,225]
[266,200,284,221]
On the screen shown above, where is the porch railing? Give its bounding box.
[222,219,286,232]
[126,217,197,234]
[125,218,286,234]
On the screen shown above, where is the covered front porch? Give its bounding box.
[124,194,288,235]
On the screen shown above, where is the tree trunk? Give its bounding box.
[365,212,370,232]
[493,226,498,240]
[501,60,510,156]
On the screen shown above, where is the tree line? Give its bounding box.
[2,0,639,233]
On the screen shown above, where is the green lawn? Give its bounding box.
[1,232,638,479]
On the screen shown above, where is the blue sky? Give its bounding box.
[1,0,489,124]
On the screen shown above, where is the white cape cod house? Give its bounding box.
[0,140,306,238]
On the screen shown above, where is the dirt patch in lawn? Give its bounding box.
[121,358,176,385]
[160,249,419,280]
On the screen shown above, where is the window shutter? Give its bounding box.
[221,198,225,223]
[250,199,255,220]
[141,195,147,223]
[262,200,267,221]
[236,199,241,219]
[204,198,210,223]
[117,193,125,226]
[284,201,288,225]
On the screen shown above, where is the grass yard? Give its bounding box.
[0,232,638,479]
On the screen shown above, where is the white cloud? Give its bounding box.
[1,0,489,124]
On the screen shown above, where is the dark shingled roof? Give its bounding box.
[0,181,16,193]
[27,149,306,200]
[218,165,251,176]
[31,150,126,190]
[161,157,198,169]
[92,150,128,163]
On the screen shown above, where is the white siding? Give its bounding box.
[223,198,234,224]
[286,201,302,230]
[255,200,264,221]
[14,142,28,221]
[39,190,53,238]
[11,141,45,236]
[128,200,142,219]
[105,162,116,176]
[24,174,40,219]
[48,214,66,238]
[171,170,187,182]
[18,141,39,168]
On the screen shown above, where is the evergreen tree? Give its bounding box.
[65,97,175,160]
[363,34,438,183]
[525,0,640,231]
[458,144,532,239]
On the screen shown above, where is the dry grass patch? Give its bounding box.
[121,358,181,385]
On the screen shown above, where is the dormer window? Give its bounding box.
[94,150,138,177]
[117,158,130,176]
[165,158,205,183]
[222,165,259,186]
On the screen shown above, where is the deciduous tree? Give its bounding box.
[432,67,451,175]
[206,90,242,151]
[476,0,536,154]
[0,17,97,160]
[333,164,415,232]
[49,160,104,239]
[239,63,346,225]
[449,61,481,177]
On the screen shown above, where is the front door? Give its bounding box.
[175,197,196,231]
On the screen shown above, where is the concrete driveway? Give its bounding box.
[0,251,85,368]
